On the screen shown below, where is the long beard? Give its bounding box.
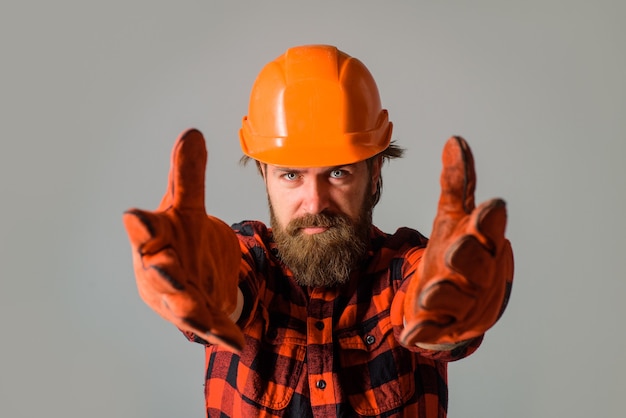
[270,197,373,288]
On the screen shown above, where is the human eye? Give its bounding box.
[281,171,300,181]
[329,169,348,179]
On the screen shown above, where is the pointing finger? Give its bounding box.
[123,208,172,254]
[469,198,508,253]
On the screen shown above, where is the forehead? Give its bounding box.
[265,160,369,174]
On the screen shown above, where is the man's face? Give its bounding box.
[263,159,381,288]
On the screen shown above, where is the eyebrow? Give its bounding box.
[273,164,356,173]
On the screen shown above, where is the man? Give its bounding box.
[123,44,513,417]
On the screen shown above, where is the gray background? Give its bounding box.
[1,1,624,417]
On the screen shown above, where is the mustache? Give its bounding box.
[285,212,349,235]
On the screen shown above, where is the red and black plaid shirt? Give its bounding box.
[187,220,481,417]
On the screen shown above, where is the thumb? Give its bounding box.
[437,136,476,218]
[162,128,208,211]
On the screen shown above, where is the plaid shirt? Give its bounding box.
[187,220,482,417]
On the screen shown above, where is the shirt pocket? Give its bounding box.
[336,313,415,416]
[237,324,307,411]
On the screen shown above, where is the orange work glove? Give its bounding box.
[123,129,245,351]
[399,136,514,346]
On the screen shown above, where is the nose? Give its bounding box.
[302,177,331,214]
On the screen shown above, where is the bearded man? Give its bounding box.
[123,44,514,418]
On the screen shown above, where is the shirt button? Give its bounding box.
[316,380,327,390]
[365,335,376,345]
[315,321,324,330]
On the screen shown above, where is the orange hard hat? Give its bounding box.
[239,45,393,167]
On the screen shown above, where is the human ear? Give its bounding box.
[371,156,383,195]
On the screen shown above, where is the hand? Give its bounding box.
[400,136,514,346]
[123,129,245,351]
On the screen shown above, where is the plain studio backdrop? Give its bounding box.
[1,1,624,417]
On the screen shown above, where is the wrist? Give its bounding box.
[228,287,244,323]
[415,340,469,351]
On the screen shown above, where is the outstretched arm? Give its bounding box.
[399,136,514,347]
[123,129,245,351]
